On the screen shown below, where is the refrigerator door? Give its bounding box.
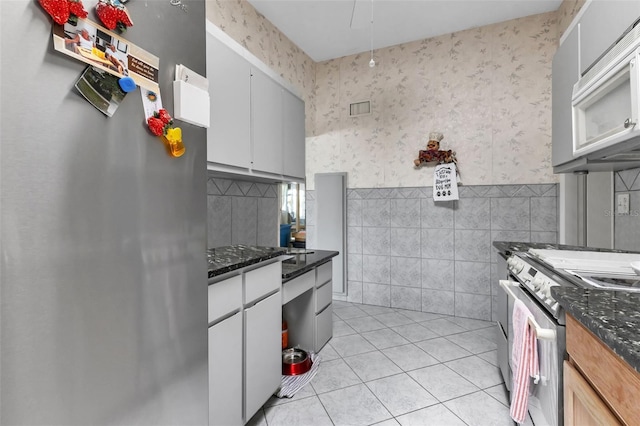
[313,173,347,295]
[0,1,207,424]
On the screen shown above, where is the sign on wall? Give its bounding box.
[433,163,459,201]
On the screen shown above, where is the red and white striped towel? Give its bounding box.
[276,352,320,398]
[510,299,540,424]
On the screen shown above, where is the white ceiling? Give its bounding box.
[247,0,563,62]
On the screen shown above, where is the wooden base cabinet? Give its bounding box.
[564,361,621,426]
[209,312,243,426]
[565,315,640,426]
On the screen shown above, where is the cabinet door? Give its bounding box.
[552,24,579,167]
[315,304,332,352]
[209,313,243,426]
[282,90,306,179]
[244,292,281,421]
[206,34,251,168]
[579,1,640,75]
[251,68,283,175]
[564,361,622,426]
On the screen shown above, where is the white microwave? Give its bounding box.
[572,24,640,158]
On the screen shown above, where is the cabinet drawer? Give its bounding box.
[567,315,640,425]
[315,280,332,313]
[208,274,242,324]
[564,361,621,426]
[315,304,333,351]
[282,270,314,305]
[244,261,281,305]
[316,261,332,287]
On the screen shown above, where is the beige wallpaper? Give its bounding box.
[206,1,567,189]
[557,0,587,40]
[205,0,317,136]
[308,12,558,189]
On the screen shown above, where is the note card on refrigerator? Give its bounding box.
[173,64,210,128]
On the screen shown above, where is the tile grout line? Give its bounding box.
[276,304,503,425]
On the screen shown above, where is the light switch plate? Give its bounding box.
[617,193,630,215]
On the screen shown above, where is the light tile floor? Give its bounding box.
[248,301,515,426]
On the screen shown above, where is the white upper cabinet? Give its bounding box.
[205,24,306,181]
[206,33,251,169]
[552,24,580,168]
[283,89,306,179]
[552,1,640,172]
[251,68,284,175]
[579,1,640,75]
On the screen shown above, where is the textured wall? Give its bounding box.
[207,174,279,248]
[207,1,560,189]
[205,0,317,136]
[308,12,558,189]
[556,0,586,40]
[307,184,558,320]
[614,169,640,251]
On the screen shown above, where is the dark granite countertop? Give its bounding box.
[282,249,339,282]
[207,245,339,281]
[207,245,286,279]
[551,286,640,375]
[492,241,639,256]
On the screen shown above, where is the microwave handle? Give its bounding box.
[628,55,639,129]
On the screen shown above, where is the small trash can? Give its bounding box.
[279,224,291,247]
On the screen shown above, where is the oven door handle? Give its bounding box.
[499,280,556,341]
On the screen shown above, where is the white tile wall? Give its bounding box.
[308,183,558,321]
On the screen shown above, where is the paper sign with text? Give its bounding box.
[433,163,459,201]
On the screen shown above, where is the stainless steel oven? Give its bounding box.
[496,246,640,426]
[496,253,575,426]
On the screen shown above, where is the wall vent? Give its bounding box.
[349,100,371,117]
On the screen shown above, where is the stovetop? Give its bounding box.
[497,242,640,320]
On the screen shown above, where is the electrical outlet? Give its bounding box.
[617,193,630,215]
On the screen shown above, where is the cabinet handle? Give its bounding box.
[624,118,636,129]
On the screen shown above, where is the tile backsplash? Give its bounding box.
[207,174,279,248]
[307,183,558,321]
[614,168,640,251]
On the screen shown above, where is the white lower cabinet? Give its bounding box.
[315,303,332,351]
[282,260,335,353]
[209,312,243,426]
[208,261,282,425]
[244,292,281,421]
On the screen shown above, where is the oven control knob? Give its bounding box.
[512,259,525,273]
[536,280,547,293]
[551,302,560,313]
[532,276,544,290]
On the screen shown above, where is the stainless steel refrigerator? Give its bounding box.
[1,1,208,424]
